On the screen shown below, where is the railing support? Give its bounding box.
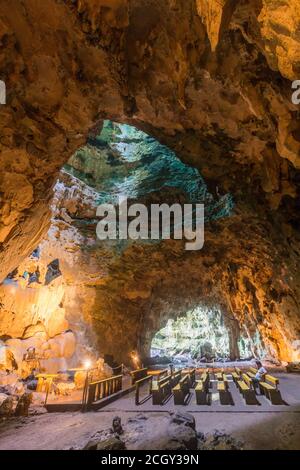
[82,374,123,411]
[135,375,153,405]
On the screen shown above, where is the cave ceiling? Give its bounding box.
[0,1,300,364]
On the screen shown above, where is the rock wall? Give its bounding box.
[0,173,101,374]
[0,0,300,280]
[2,158,298,366]
[0,1,300,366]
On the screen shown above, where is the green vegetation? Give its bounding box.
[151,306,230,359]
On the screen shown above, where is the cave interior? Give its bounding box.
[0,1,300,436]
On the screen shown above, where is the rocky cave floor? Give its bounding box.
[0,407,300,451]
[0,372,300,451]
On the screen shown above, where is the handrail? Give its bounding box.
[157,368,169,380]
[130,367,148,384]
[111,363,125,375]
[148,368,169,383]
[89,374,123,386]
[82,374,123,411]
[130,367,148,375]
[135,375,153,405]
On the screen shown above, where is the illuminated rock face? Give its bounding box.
[151,306,232,359]
[0,0,300,279]
[1,122,299,368]
[0,2,300,365]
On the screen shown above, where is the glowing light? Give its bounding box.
[130,351,140,367]
[83,359,92,370]
[8,285,17,295]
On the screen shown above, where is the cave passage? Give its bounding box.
[150,306,263,365]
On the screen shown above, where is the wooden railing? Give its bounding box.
[155,368,169,381]
[135,375,153,405]
[130,367,148,385]
[83,374,123,410]
[111,364,124,376]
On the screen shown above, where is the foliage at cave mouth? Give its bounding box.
[151,306,265,361]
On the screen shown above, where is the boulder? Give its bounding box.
[12,381,25,395]
[169,411,195,430]
[14,392,32,417]
[198,430,244,450]
[286,362,300,373]
[167,423,198,450]
[0,393,14,416]
[84,437,126,451]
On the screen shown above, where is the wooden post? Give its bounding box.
[135,383,140,405]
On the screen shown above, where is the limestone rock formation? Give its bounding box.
[0,1,300,367]
[0,0,300,280]
[0,393,14,417]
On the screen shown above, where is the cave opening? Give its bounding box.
[150,305,264,367]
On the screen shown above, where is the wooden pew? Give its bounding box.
[231,371,240,384]
[242,373,253,387]
[236,374,257,405]
[152,375,172,405]
[259,375,282,404]
[200,371,210,392]
[195,380,208,405]
[170,370,182,388]
[130,367,148,385]
[246,367,258,379]
[156,368,169,381]
[152,370,182,404]
[173,374,190,405]
[195,370,210,405]
[265,374,279,389]
[234,367,242,381]
[215,368,224,381]
[188,368,196,387]
[135,375,153,405]
[217,380,231,405]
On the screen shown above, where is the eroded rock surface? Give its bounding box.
[1,118,300,366]
[81,411,198,451]
[0,0,300,280]
[0,1,300,366]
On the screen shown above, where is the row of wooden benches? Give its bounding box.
[134,368,210,405]
[232,367,282,405]
[153,369,197,405]
[195,367,283,406]
[131,366,283,406]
